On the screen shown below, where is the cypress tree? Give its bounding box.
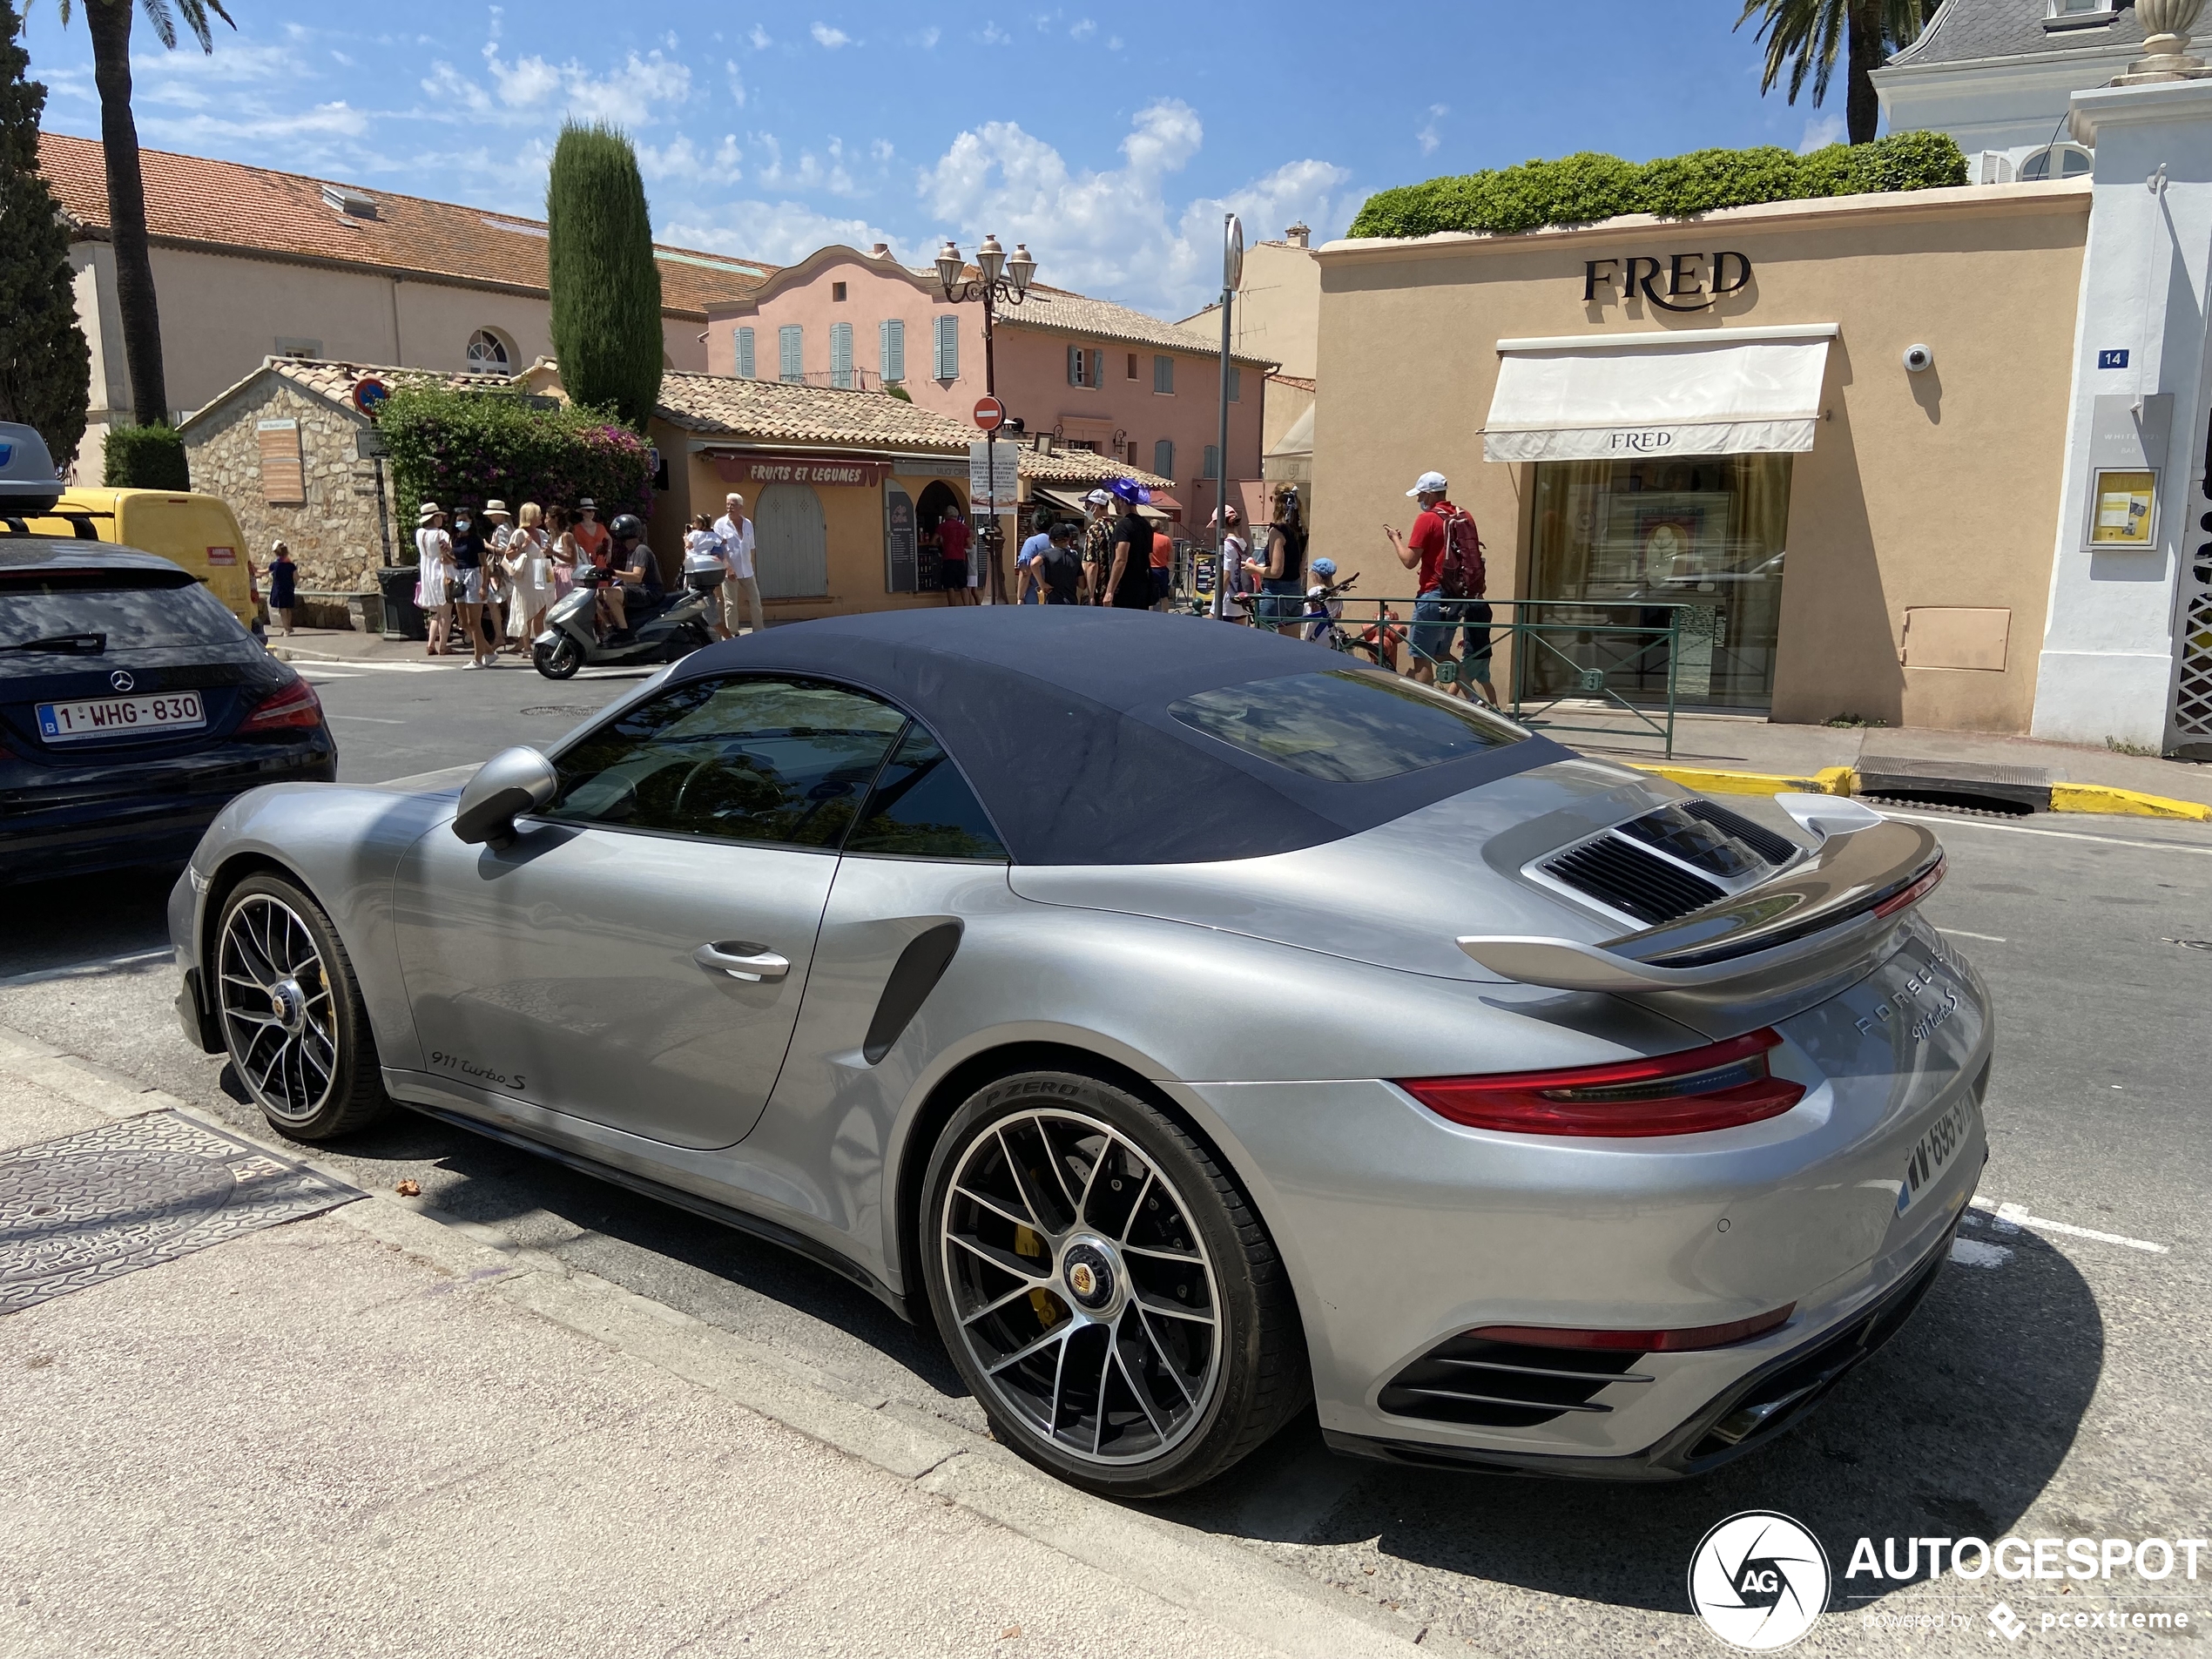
[0,0,91,466]
[546,122,664,432]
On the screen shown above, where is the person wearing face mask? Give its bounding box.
[448,506,495,669]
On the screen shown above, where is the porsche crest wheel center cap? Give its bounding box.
[1061,1240,1116,1312]
[269,978,308,1035]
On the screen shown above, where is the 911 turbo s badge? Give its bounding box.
[1852,939,1970,1044]
[428,1050,526,1093]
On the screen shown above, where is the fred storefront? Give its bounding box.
[1311,179,2097,732]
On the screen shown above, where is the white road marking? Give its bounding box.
[0,947,172,987]
[1937,927,2009,943]
[1968,1197,2171,1255]
[1872,808,2212,856]
[295,669,361,680]
[1950,1238,2013,1269]
[278,658,453,673]
[327,713,407,724]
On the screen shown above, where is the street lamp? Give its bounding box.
[936,233,1038,602]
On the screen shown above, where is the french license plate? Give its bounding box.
[1898,1095,1975,1215]
[36,691,205,743]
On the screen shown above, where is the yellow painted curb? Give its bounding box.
[1629,763,1853,798]
[2050,782,2212,820]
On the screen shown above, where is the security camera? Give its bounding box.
[1902,343,1934,374]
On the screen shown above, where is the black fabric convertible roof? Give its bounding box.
[671,608,1568,866]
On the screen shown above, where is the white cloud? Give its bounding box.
[748,24,772,49]
[915,26,941,47]
[917,99,1349,316]
[1107,34,1123,51]
[664,203,895,268]
[980,23,1012,44]
[724,59,748,108]
[870,138,895,163]
[638,133,744,185]
[1417,105,1446,157]
[752,132,858,197]
[811,23,850,48]
[1797,113,1847,153]
[1069,17,1096,38]
[429,44,692,128]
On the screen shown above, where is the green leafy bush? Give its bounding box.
[375,385,653,534]
[104,422,189,490]
[1346,131,1968,239]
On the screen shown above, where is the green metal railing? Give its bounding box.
[1184,570,1691,757]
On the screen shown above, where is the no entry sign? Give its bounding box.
[972,396,1007,432]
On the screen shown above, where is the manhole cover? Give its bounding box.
[0,1112,360,1314]
[521,705,599,718]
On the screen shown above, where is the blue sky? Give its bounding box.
[22,2,1855,320]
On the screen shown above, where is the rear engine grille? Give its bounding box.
[1379,1332,1652,1429]
[1539,799,1800,927]
[1542,837,1727,927]
[1682,799,1798,866]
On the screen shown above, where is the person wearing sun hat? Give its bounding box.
[482,501,514,652]
[415,502,453,657]
[1103,477,1156,610]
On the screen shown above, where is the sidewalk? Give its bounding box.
[0,1035,1422,1659]
[1554,706,2212,812]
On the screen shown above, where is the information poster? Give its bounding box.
[2089,469,2157,547]
[885,483,917,593]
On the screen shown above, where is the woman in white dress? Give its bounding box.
[506,501,553,648]
[415,503,452,657]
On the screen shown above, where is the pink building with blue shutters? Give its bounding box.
[704,245,1270,524]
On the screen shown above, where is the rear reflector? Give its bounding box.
[1871,853,1946,919]
[1469,1304,1796,1352]
[239,678,322,733]
[1398,1028,1805,1137]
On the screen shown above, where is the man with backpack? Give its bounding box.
[1385,469,1495,704]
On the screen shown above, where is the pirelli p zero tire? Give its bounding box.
[921,1069,1309,1497]
[213,873,391,1142]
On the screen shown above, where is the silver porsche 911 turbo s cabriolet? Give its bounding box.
[170,607,1986,1496]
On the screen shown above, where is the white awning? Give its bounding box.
[1483,325,1836,464]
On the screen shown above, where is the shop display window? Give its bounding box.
[1527,455,1794,711]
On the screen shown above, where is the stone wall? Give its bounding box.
[182,377,400,592]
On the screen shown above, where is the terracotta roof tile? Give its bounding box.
[37,131,774,317]
[1008,284,1275,368]
[654,372,1166,486]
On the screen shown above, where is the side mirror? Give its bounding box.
[452,745,558,849]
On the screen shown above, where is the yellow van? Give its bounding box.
[26,489,258,631]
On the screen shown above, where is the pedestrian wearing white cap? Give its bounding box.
[1386,470,1494,702]
[1080,489,1116,604]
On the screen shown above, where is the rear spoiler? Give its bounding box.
[1458,795,1942,998]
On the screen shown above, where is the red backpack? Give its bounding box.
[1436,504,1486,600]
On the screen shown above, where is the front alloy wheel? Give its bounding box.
[213,874,389,1140]
[921,1072,1307,1496]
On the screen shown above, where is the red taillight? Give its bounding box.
[1470,1305,1797,1352]
[239,678,323,733]
[1872,853,1946,919]
[1397,1028,1805,1137]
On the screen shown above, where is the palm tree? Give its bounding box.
[55,0,233,427]
[1736,0,1932,146]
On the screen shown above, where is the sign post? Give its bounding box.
[1212,214,1242,617]
[971,397,1014,603]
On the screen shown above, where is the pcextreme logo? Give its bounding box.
[1688,1511,1832,1651]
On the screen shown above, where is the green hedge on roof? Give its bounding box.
[1346,132,1968,241]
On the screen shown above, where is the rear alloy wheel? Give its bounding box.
[214,874,389,1140]
[533,636,583,679]
[921,1071,1307,1496]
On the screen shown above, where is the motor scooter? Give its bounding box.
[532,564,712,679]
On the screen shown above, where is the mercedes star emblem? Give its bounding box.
[109,670,135,692]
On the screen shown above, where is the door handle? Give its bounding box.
[694,942,790,983]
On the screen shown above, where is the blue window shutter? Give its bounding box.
[1090,349,1104,388]
[779,325,804,382]
[830,321,853,388]
[1228,365,1242,403]
[880,318,905,383]
[1153,354,1174,395]
[1068,345,1081,385]
[734,327,755,380]
[1203,444,1219,480]
[934,315,958,381]
[1154,438,1174,479]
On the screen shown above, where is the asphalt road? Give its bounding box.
[6,660,2210,1656]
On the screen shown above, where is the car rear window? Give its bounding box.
[0,570,246,653]
[1167,669,1526,784]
